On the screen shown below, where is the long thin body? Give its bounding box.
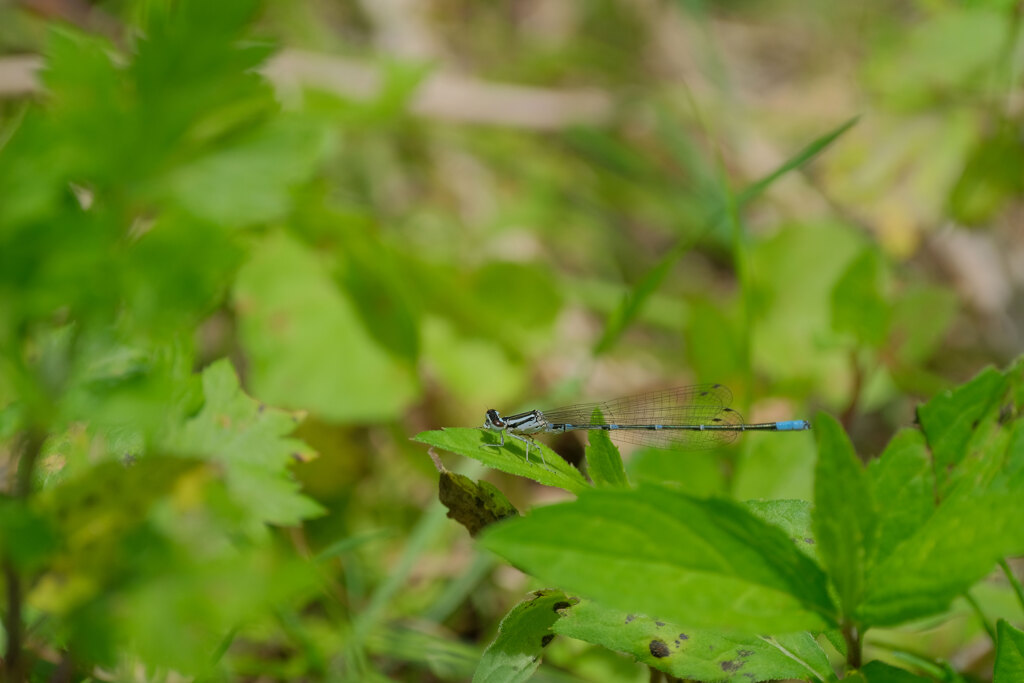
[547,421,804,433]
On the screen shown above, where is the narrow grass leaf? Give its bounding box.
[552,599,835,682]
[413,428,590,494]
[473,590,573,683]
[593,116,858,355]
[994,619,1024,683]
[480,484,837,633]
[812,413,875,618]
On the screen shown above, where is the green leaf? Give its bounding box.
[866,429,934,563]
[480,484,837,633]
[0,498,57,571]
[413,428,589,494]
[950,130,1024,226]
[916,365,1007,487]
[859,422,1024,626]
[164,116,333,227]
[812,413,876,617]
[994,619,1024,683]
[865,8,1009,107]
[585,409,629,488]
[163,359,324,528]
[438,466,519,537]
[473,590,573,683]
[830,248,890,348]
[746,499,820,563]
[859,660,932,682]
[234,231,418,422]
[552,599,836,682]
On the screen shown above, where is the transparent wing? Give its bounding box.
[540,384,744,450]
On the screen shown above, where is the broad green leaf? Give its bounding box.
[746,500,819,563]
[413,428,589,494]
[866,429,934,563]
[164,116,333,227]
[438,466,519,537]
[950,130,1024,226]
[627,448,726,497]
[994,619,1024,683]
[585,410,628,488]
[859,660,932,682]
[552,599,836,682]
[480,484,837,633]
[865,8,1009,107]
[859,422,1024,626]
[890,285,958,365]
[916,365,1007,485]
[163,359,324,528]
[812,413,876,617]
[234,231,417,422]
[473,590,573,683]
[830,248,890,348]
[0,498,57,572]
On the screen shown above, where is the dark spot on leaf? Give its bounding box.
[803,537,814,544]
[258,403,266,413]
[654,620,665,627]
[541,634,554,648]
[721,659,742,672]
[625,614,636,623]
[737,649,754,657]
[971,419,979,429]
[552,601,571,612]
[649,640,670,658]
[679,633,688,640]
[291,452,303,462]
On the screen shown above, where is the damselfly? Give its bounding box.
[481,384,810,465]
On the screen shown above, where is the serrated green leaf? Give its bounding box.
[473,590,573,683]
[867,429,934,563]
[812,413,876,618]
[830,248,890,348]
[163,359,324,527]
[585,409,628,488]
[552,599,836,682]
[917,366,1007,486]
[413,428,589,494]
[234,231,418,422]
[994,619,1024,683]
[438,467,519,537]
[859,422,1024,626]
[480,484,837,633]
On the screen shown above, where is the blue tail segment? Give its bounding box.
[775,420,811,431]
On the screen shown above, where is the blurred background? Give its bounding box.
[1,0,1023,680]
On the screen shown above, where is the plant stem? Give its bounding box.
[842,620,863,670]
[963,590,997,643]
[4,429,45,683]
[1000,558,1024,614]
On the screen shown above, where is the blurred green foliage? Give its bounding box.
[0,0,1023,680]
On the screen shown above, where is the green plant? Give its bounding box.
[418,359,1024,681]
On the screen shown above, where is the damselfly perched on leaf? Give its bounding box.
[481,384,810,465]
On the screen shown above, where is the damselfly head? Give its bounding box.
[483,409,505,430]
